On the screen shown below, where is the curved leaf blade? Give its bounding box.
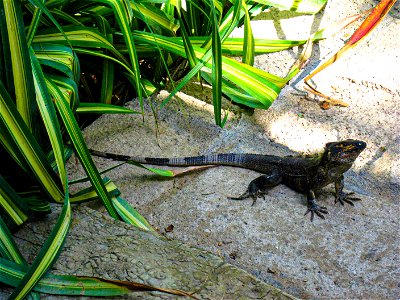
[46,78,119,219]
[9,187,71,299]
[30,48,66,190]
[3,0,37,132]
[76,103,140,114]
[0,81,64,202]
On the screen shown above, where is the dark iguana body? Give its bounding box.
[90,139,366,221]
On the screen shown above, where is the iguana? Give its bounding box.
[89,139,366,221]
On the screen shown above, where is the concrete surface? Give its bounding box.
[10,205,296,300]
[8,0,399,299]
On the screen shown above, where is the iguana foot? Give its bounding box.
[229,174,280,206]
[334,191,361,206]
[304,202,328,222]
[229,190,268,206]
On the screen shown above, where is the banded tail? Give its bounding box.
[89,149,283,173]
[90,149,249,167]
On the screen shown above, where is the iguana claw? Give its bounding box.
[229,190,267,206]
[334,191,361,206]
[304,203,329,222]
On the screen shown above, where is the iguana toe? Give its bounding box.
[304,204,328,222]
[335,191,361,206]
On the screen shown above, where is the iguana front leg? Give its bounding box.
[334,175,361,206]
[304,190,328,221]
[229,170,282,206]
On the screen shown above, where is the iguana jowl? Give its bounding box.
[90,139,366,221]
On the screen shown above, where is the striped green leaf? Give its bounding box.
[3,0,37,133]
[0,176,28,227]
[112,197,155,231]
[0,257,193,297]
[130,2,179,34]
[0,215,26,267]
[127,161,175,177]
[46,78,119,219]
[33,26,129,66]
[93,0,143,111]
[140,36,310,55]
[0,3,14,94]
[33,44,78,81]
[132,31,283,109]
[0,123,31,173]
[76,103,140,114]
[70,178,120,203]
[210,1,222,126]
[19,195,51,214]
[26,0,43,46]
[201,1,243,49]
[30,48,66,190]
[46,74,80,112]
[0,256,128,296]
[88,13,114,104]
[242,1,255,66]
[0,81,64,203]
[0,215,40,300]
[9,185,71,299]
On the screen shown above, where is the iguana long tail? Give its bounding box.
[89,149,280,172]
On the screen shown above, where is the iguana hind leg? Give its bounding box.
[229,171,282,206]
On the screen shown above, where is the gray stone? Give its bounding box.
[13,206,296,300]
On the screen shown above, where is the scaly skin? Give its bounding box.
[90,139,366,221]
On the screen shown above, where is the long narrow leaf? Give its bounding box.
[33,26,129,66]
[26,0,43,46]
[242,1,255,66]
[177,9,198,69]
[0,176,28,227]
[33,44,77,80]
[0,257,195,298]
[0,3,14,94]
[0,215,25,264]
[94,0,143,111]
[131,2,179,34]
[46,78,119,219]
[70,178,120,203]
[9,185,71,299]
[112,196,155,231]
[0,215,41,300]
[46,74,79,112]
[30,48,66,190]
[76,102,140,114]
[88,13,114,104]
[133,31,282,109]
[3,0,37,133]
[210,1,222,126]
[0,81,64,202]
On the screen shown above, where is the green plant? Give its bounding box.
[0,0,334,298]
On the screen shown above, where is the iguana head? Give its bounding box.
[324,139,366,164]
